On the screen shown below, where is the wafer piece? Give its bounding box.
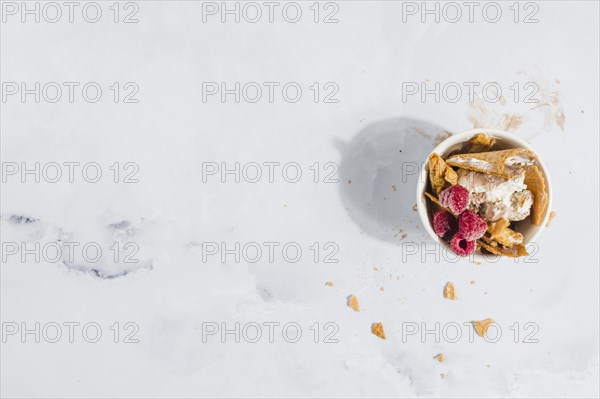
[524,165,548,226]
[446,148,536,179]
[472,318,495,337]
[493,227,523,247]
[424,191,442,207]
[347,295,360,312]
[423,192,451,214]
[371,322,386,340]
[546,210,557,226]
[443,282,456,300]
[444,166,458,186]
[487,218,510,240]
[487,220,523,246]
[478,239,528,258]
[428,153,447,194]
[434,353,445,362]
[463,133,496,153]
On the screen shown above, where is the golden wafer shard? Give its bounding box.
[424,191,442,207]
[464,133,496,153]
[444,166,458,186]
[347,295,360,312]
[495,228,524,247]
[428,153,449,194]
[487,218,509,240]
[472,318,495,337]
[443,282,456,300]
[524,165,548,226]
[487,219,523,246]
[434,353,445,362]
[478,239,528,258]
[371,322,386,340]
[546,210,556,226]
[423,192,452,214]
[446,148,536,179]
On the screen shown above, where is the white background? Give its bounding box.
[1,1,599,397]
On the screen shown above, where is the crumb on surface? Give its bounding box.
[472,318,495,337]
[347,295,360,312]
[546,210,557,226]
[443,282,456,300]
[371,322,386,340]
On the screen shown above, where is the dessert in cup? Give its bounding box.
[416,129,551,258]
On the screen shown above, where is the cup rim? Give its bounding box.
[415,128,553,261]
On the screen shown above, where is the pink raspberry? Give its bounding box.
[450,232,475,256]
[433,210,457,238]
[458,210,487,241]
[439,185,469,215]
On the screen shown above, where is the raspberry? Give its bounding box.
[450,232,475,256]
[458,210,487,241]
[433,211,457,238]
[439,185,469,215]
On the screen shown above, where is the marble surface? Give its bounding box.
[1,1,599,397]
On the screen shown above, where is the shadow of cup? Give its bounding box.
[338,117,447,245]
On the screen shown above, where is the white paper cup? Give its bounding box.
[415,128,552,261]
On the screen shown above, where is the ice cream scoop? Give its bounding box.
[457,169,533,222]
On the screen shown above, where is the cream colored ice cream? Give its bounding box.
[457,169,533,222]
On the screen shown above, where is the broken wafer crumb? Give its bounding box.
[489,224,524,247]
[470,280,476,285]
[434,353,445,362]
[444,166,458,186]
[428,153,455,194]
[347,295,360,312]
[546,210,557,226]
[371,322,386,340]
[465,133,496,153]
[443,282,456,300]
[447,148,535,179]
[478,239,528,258]
[423,191,451,214]
[524,165,548,225]
[325,282,333,287]
[440,373,446,379]
[487,218,510,240]
[472,318,495,337]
